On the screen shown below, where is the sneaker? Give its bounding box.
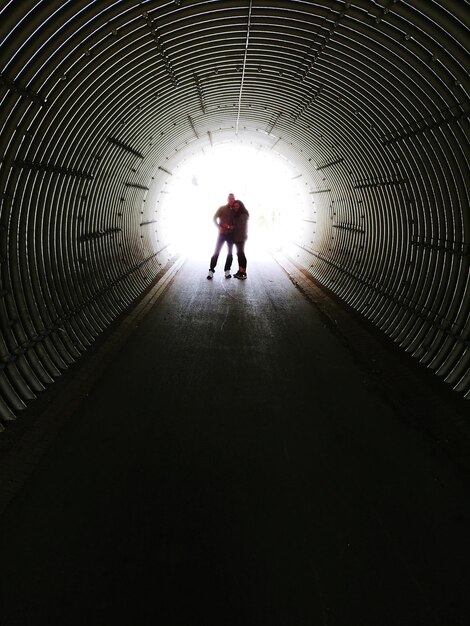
[224,270,232,278]
[234,271,247,280]
[207,269,214,279]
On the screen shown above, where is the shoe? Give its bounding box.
[207,269,214,279]
[224,270,232,278]
[234,271,247,279]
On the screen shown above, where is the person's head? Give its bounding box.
[233,199,247,213]
[227,193,235,206]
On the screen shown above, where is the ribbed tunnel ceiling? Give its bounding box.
[0,0,468,426]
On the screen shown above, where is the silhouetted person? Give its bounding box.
[207,193,235,279]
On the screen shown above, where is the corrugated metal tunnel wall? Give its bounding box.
[0,0,468,429]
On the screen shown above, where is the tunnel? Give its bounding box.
[0,1,470,624]
[0,0,468,426]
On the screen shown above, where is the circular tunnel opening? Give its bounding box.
[0,0,468,427]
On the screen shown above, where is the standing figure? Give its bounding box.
[232,199,249,280]
[207,193,235,279]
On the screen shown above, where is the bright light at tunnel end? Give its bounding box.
[161,144,306,261]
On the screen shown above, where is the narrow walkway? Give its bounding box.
[0,254,469,626]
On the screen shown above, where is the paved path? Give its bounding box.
[0,254,469,625]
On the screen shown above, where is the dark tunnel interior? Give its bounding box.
[0,0,468,432]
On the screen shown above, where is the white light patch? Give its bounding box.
[162,144,305,260]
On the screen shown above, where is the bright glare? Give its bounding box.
[162,144,305,260]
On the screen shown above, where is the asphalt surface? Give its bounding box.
[0,253,469,626]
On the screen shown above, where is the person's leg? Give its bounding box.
[208,234,224,278]
[224,237,234,274]
[238,241,247,272]
[234,241,247,278]
[209,234,224,271]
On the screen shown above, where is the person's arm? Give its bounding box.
[214,208,233,233]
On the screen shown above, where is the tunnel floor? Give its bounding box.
[0,252,469,626]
